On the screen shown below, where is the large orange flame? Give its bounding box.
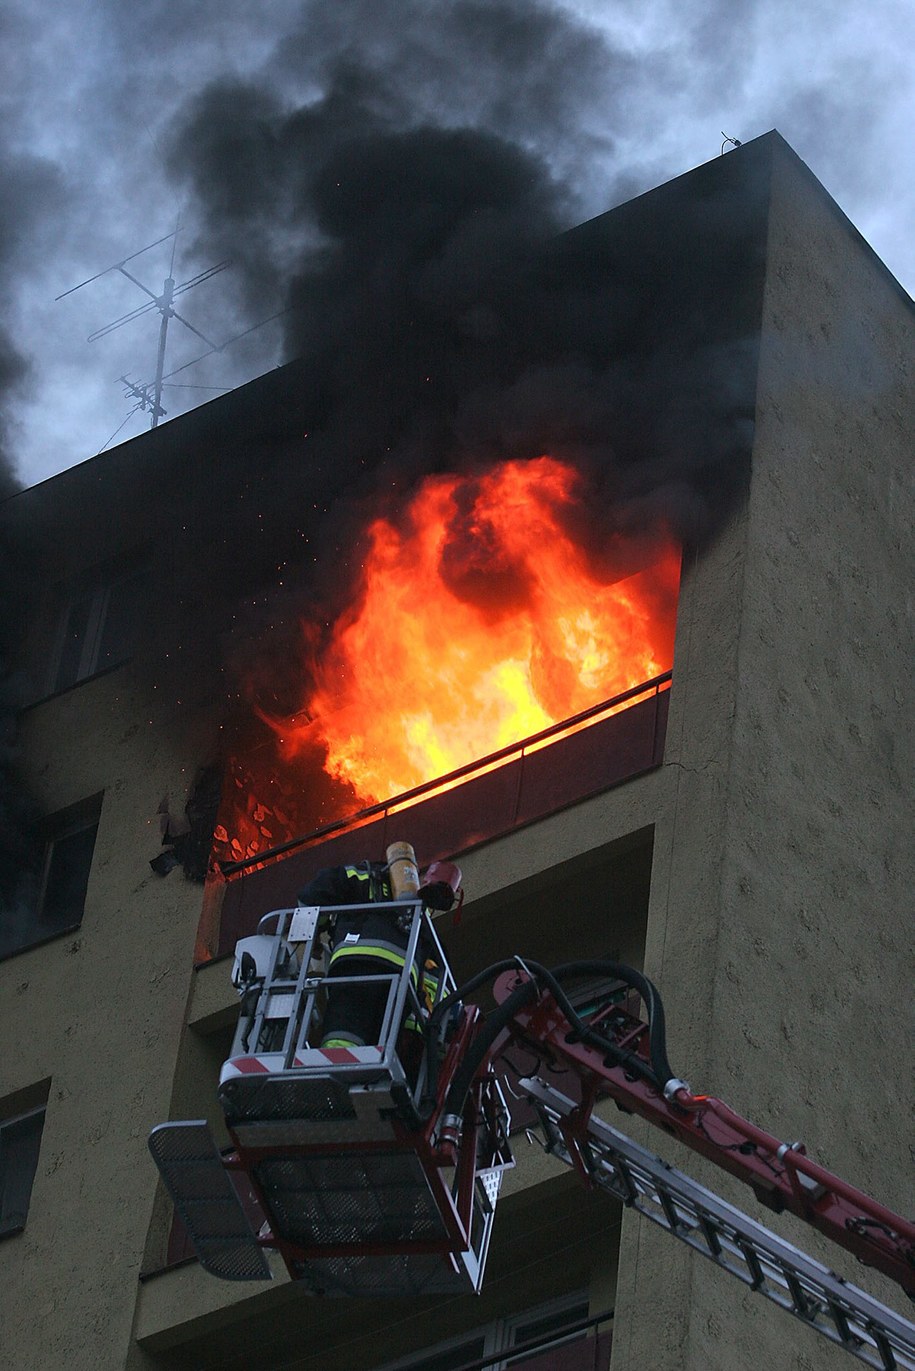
[268,456,680,808]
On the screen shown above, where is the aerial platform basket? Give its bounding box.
[150,903,514,1296]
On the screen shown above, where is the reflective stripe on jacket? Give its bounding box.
[328,938,420,986]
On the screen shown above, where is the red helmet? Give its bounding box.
[418,860,463,911]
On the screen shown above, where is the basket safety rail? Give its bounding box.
[151,901,513,1296]
[220,901,458,1106]
[521,1077,915,1371]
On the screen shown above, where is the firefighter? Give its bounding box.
[297,851,461,1054]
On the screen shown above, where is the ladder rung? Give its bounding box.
[657,1186,684,1233]
[870,1327,898,1371]
[612,1156,640,1206]
[738,1240,767,1291]
[784,1269,815,1318]
[828,1301,860,1347]
[698,1212,723,1257]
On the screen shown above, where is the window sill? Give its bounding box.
[0,922,83,965]
[17,658,131,715]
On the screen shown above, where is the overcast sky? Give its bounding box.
[2,0,912,494]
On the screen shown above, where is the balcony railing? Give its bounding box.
[441,1310,613,1371]
[203,673,670,961]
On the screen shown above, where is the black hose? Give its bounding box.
[420,960,525,1118]
[442,977,540,1123]
[438,956,676,1126]
[549,960,675,1087]
[429,959,521,1031]
[509,959,664,1091]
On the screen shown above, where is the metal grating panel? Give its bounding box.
[220,1074,356,1125]
[148,1122,271,1282]
[255,1150,447,1247]
[193,1237,271,1281]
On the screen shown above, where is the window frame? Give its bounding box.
[37,801,102,932]
[47,553,148,697]
[0,793,103,962]
[373,1292,593,1371]
[0,1084,50,1241]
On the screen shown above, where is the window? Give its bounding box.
[375,1295,610,1371]
[0,794,103,961]
[51,557,147,694]
[0,1083,50,1239]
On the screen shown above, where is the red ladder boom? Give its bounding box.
[484,965,914,1295]
[519,1075,915,1371]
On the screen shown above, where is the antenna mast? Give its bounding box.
[151,232,178,428]
[56,226,230,429]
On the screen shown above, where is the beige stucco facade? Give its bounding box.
[0,133,911,1371]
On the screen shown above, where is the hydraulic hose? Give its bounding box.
[429,959,521,1030]
[437,957,677,1131]
[441,976,540,1128]
[509,959,665,1091]
[421,960,523,1117]
[549,959,675,1088]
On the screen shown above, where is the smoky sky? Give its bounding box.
[0,151,67,498]
[0,0,911,494]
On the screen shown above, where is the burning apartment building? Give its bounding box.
[0,132,912,1371]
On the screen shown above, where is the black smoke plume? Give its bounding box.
[0,153,68,923]
[166,0,759,567]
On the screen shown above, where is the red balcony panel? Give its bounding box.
[510,1328,612,1370]
[383,755,524,869]
[514,688,668,828]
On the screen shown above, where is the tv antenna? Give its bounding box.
[56,227,230,429]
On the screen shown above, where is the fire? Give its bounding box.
[265,456,680,809]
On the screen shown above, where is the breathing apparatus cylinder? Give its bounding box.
[387,840,421,901]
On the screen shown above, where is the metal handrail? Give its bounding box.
[219,672,671,877]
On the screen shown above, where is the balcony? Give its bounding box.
[203,674,670,960]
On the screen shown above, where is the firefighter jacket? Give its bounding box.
[297,862,440,1016]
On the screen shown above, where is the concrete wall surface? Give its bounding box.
[609,138,914,1371]
[0,671,216,1371]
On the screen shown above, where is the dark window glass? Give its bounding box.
[0,797,102,961]
[506,1303,593,1369]
[0,1107,46,1238]
[374,1299,595,1371]
[54,591,96,692]
[39,821,99,935]
[51,558,148,694]
[509,1302,590,1348]
[96,568,145,672]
